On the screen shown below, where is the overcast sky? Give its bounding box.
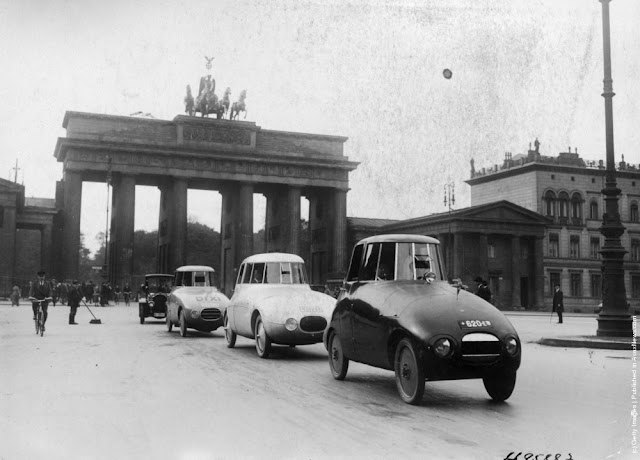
[1,0,639,254]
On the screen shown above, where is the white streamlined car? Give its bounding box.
[224,253,336,358]
[166,265,230,337]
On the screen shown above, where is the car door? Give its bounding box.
[234,263,257,337]
[227,263,245,330]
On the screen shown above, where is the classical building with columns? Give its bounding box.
[52,111,357,296]
[468,147,640,312]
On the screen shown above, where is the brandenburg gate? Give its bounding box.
[54,111,357,294]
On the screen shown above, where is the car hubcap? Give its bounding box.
[257,322,265,351]
[399,348,416,394]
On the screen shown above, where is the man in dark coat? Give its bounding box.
[29,270,51,329]
[552,284,564,323]
[475,277,492,303]
[68,280,82,325]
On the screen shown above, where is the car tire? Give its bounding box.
[394,338,425,405]
[166,315,173,332]
[224,314,236,348]
[254,315,271,359]
[483,371,517,402]
[179,310,188,337]
[328,331,349,380]
[139,306,145,324]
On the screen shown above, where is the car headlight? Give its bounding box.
[505,337,519,356]
[148,301,154,307]
[433,338,452,358]
[190,309,200,319]
[285,318,298,331]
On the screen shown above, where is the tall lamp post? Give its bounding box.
[597,0,632,337]
[444,181,455,280]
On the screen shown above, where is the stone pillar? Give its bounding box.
[511,236,521,309]
[61,171,82,281]
[0,205,17,290]
[237,183,254,263]
[479,233,489,280]
[220,185,239,296]
[40,223,53,278]
[157,183,170,274]
[168,178,188,271]
[265,187,284,253]
[331,189,347,276]
[286,186,301,255]
[109,175,136,288]
[534,236,545,309]
[452,233,463,279]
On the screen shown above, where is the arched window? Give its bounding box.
[631,202,639,223]
[570,192,582,222]
[544,190,556,217]
[589,200,599,220]
[558,192,570,219]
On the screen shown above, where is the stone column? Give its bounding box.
[286,186,301,255]
[110,175,136,288]
[452,233,463,279]
[0,205,17,290]
[478,233,489,280]
[237,183,254,262]
[40,223,53,278]
[61,171,82,281]
[168,178,188,271]
[511,236,521,309]
[534,236,545,309]
[220,185,239,296]
[331,189,347,276]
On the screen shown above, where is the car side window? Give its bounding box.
[346,244,364,281]
[251,263,265,284]
[360,243,381,281]
[265,263,280,284]
[377,242,396,280]
[242,264,253,284]
[236,264,245,285]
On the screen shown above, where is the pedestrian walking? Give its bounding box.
[67,280,81,325]
[552,284,564,324]
[10,283,21,306]
[123,283,131,306]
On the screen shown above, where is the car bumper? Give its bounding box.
[185,314,224,332]
[422,352,521,381]
[264,321,325,345]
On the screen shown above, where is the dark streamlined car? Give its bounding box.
[324,234,521,405]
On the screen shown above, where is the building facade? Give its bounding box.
[467,147,640,312]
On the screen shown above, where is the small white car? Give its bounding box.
[224,253,336,358]
[166,265,230,337]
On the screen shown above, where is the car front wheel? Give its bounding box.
[224,314,236,348]
[254,315,271,359]
[328,331,349,380]
[179,310,188,337]
[139,306,145,324]
[483,371,517,402]
[394,338,425,405]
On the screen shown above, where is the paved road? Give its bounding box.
[0,304,632,459]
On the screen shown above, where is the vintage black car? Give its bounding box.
[324,234,521,405]
[138,274,174,324]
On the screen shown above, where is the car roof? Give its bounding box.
[175,265,215,272]
[241,252,305,264]
[144,274,174,278]
[356,234,440,245]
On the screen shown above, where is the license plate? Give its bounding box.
[300,305,322,314]
[459,320,492,329]
[153,313,165,318]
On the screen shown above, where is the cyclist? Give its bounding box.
[30,270,52,331]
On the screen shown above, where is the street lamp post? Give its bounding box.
[444,181,455,280]
[597,0,632,337]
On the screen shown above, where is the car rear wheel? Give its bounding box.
[224,314,236,348]
[179,310,187,337]
[166,315,173,332]
[483,371,517,402]
[394,338,425,405]
[254,315,271,359]
[139,306,145,324]
[328,331,349,380]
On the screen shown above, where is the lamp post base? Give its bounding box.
[596,313,633,337]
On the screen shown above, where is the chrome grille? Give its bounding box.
[300,316,327,333]
[201,308,222,320]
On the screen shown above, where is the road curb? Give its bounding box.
[537,335,636,350]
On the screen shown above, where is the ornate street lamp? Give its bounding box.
[444,181,455,279]
[597,0,632,337]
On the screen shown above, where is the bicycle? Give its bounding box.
[29,297,52,337]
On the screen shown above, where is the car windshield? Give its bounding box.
[264,262,308,284]
[145,277,173,293]
[176,271,214,287]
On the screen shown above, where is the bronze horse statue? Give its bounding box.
[229,90,247,120]
[220,87,231,119]
[184,85,195,116]
[193,76,225,119]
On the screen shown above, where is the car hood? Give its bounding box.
[362,280,518,341]
[172,287,230,311]
[238,285,336,318]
